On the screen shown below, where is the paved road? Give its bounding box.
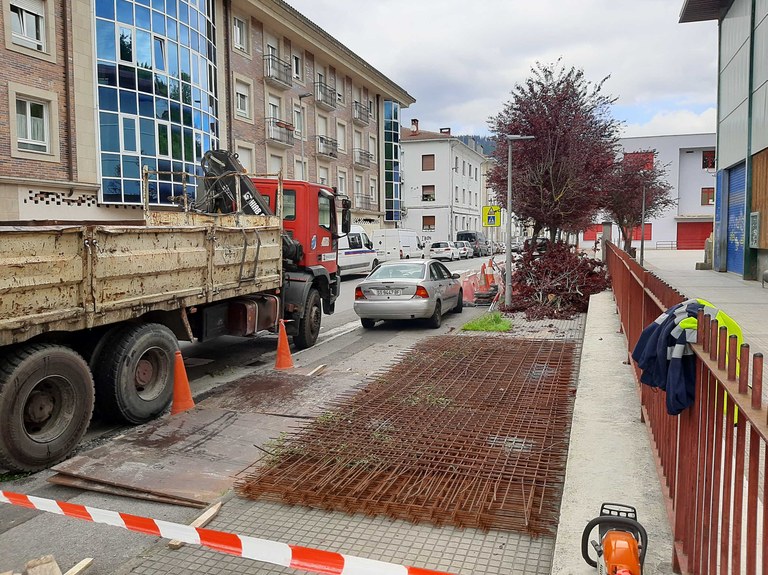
[0,256,493,574]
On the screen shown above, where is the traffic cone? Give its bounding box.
[275,319,294,370]
[479,263,489,290]
[170,350,195,415]
[462,276,476,304]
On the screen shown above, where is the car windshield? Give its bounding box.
[367,263,426,280]
[431,242,447,248]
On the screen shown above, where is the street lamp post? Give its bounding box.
[639,183,646,266]
[298,92,313,180]
[505,134,534,307]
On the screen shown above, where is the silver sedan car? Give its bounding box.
[353,259,463,329]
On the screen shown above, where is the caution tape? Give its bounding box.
[0,491,453,575]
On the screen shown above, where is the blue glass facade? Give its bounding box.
[95,0,218,204]
[383,100,401,222]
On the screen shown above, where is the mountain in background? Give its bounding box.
[458,135,496,156]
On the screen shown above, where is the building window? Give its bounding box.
[369,178,377,198]
[337,170,347,195]
[293,105,303,138]
[10,0,44,51]
[454,185,458,202]
[422,185,435,201]
[292,53,303,80]
[232,16,248,53]
[236,144,253,172]
[318,166,329,185]
[422,154,435,171]
[336,121,347,152]
[235,79,250,118]
[369,135,377,161]
[16,96,48,153]
[701,187,715,205]
[702,150,715,170]
[462,160,466,175]
[422,215,435,231]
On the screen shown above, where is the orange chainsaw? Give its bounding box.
[581,503,648,575]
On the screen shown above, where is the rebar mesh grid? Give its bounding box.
[235,336,580,535]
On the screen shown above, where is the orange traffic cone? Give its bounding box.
[479,263,489,290]
[170,350,195,415]
[275,319,294,370]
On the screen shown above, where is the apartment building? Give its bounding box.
[399,121,486,245]
[0,0,414,226]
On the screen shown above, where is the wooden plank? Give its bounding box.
[62,559,93,575]
[167,502,223,550]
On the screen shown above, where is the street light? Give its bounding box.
[505,134,534,307]
[298,92,313,180]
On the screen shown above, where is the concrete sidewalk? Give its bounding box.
[552,248,768,574]
[551,290,674,574]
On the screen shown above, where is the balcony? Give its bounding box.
[354,194,378,211]
[263,54,292,89]
[314,81,337,111]
[352,101,369,126]
[316,135,338,158]
[353,148,373,169]
[266,117,295,148]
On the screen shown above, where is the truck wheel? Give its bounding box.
[92,323,176,424]
[427,301,442,329]
[293,289,321,350]
[0,344,95,472]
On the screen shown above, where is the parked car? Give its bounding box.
[456,230,492,257]
[458,240,474,258]
[453,241,470,260]
[353,259,463,329]
[428,241,459,261]
[508,237,524,252]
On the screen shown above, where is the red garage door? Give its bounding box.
[677,222,713,249]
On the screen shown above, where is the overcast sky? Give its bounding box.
[284,0,718,139]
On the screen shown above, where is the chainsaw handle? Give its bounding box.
[581,515,648,569]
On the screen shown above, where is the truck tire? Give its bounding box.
[92,323,176,424]
[0,344,95,472]
[293,289,321,350]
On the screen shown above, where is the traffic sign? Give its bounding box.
[482,205,501,227]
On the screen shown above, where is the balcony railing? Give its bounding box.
[315,81,337,111]
[353,148,373,169]
[316,135,338,158]
[353,101,369,125]
[354,194,378,211]
[263,54,292,89]
[266,117,295,147]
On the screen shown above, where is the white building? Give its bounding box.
[399,121,486,245]
[580,133,716,250]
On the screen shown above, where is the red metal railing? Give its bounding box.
[606,242,767,575]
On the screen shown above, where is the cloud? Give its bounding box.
[285,0,718,137]
[622,108,717,137]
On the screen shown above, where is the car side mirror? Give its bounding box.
[452,273,460,279]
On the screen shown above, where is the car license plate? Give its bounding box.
[378,289,402,296]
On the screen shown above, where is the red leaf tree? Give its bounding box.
[603,150,676,252]
[487,61,621,239]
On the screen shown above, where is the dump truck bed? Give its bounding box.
[0,211,282,345]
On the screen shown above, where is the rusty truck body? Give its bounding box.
[0,153,350,472]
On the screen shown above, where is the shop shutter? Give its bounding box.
[726,163,746,274]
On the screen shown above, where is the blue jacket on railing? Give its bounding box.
[631,299,711,415]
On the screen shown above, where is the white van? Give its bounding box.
[371,228,424,262]
[337,225,378,277]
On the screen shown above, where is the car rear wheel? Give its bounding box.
[427,301,442,329]
[454,291,463,313]
[361,318,376,329]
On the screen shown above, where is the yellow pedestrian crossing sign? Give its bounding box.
[482,206,501,227]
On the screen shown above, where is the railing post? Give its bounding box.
[752,353,763,411]
[728,335,738,381]
[718,326,728,371]
[709,318,719,361]
[739,344,750,395]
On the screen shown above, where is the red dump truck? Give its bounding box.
[0,150,351,472]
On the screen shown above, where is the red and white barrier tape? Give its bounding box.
[0,491,453,575]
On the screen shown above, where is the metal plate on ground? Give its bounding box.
[50,408,298,506]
